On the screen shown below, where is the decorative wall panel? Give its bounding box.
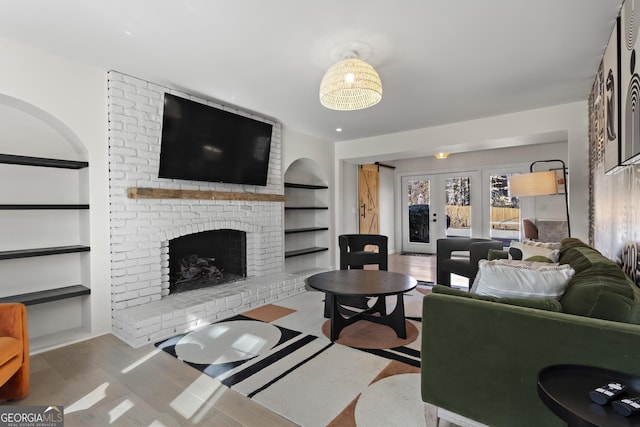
[621,0,640,164]
[590,54,640,273]
[604,17,623,173]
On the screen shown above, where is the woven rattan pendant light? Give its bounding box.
[319,51,382,111]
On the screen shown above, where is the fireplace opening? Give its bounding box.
[169,229,246,294]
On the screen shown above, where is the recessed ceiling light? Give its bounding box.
[336,128,343,132]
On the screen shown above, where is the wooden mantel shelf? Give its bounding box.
[127,187,286,202]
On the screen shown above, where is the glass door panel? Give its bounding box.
[408,178,430,243]
[444,176,471,238]
[489,173,520,246]
[403,175,436,253]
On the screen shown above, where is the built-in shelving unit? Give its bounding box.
[283,175,330,270]
[0,152,91,351]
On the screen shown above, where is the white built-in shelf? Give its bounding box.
[0,153,88,169]
[0,285,91,306]
[0,204,89,210]
[284,247,329,258]
[284,183,328,190]
[285,227,329,234]
[0,245,90,260]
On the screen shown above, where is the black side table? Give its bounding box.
[538,364,640,427]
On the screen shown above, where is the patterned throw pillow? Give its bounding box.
[509,241,560,263]
[522,240,562,250]
[524,255,554,263]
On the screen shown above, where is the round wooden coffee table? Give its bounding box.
[306,270,417,341]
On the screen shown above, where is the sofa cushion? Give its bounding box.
[471,259,574,299]
[556,239,640,324]
[432,285,562,311]
[560,246,617,275]
[560,264,640,323]
[559,237,591,257]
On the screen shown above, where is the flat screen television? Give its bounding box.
[158,93,273,186]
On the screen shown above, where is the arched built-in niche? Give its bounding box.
[0,95,91,352]
[284,158,330,275]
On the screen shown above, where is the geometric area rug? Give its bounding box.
[155,286,430,427]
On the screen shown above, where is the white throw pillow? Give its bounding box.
[471,259,574,299]
[509,241,560,262]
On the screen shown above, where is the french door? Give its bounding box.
[402,171,480,253]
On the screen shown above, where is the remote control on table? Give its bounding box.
[589,382,628,405]
[612,397,640,416]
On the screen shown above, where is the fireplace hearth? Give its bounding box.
[169,229,246,294]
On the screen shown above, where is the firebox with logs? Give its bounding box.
[171,254,242,293]
[168,229,247,294]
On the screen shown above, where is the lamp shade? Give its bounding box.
[319,57,382,111]
[509,171,558,197]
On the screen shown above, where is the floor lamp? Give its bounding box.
[508,159,571,238]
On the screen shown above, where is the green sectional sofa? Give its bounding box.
[421,238,640,426]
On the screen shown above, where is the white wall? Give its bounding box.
[379,165,396,252]
[335,102,589,247]
[339,161,359,236]
[0,38,110,348]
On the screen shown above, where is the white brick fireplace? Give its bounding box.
[107,71,304,347]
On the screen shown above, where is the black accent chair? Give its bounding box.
[323,234,388,317]
[436,238,503,288]
[339,234,388,271]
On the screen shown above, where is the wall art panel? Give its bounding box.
[621,0,640,164]
[604,17,623,174]
[590,49,640,279]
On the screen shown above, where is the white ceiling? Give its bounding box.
[0,0,622,143]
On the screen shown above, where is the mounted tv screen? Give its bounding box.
[158,93,273,186]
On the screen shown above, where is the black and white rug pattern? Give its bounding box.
[156,290,427,427]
